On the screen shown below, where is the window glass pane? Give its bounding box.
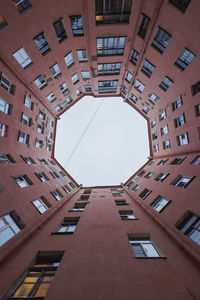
[0,227,15,246]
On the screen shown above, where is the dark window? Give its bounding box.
[195,104,200,116]
[70,16,84,36]
[95,0,133,24]
[174,113,185,128]
[176,211,200,245]
[79,195,90,201]
[152,27,171,53]
[97,37,126,56]
[51,189,63,201]
[13,0,32,14]
[139,188,151,199]
[137,14,150,39]
[34,32,50,55]
[69,182,76,189]
[0,73,16,95]
[170,156,186,165]
[130,93,138,103]
[119,210,137,220]
[53,18,67,43]
[70,202,87,212]
[159,76,173,91]
[83,189,92,194]
[155,173,169,182]
[127,181,134,188]
[169,0,191,13]
[36,172,49,182]
[85,85,92,92]
[192,81,200,96]
[132,184,140,192]
[172,95,182,111]
[130,49,139,65]
[191,156,200,165]
[54,217,79,234]
[138,170,145,177]
[141,60,155,77]
[21,156,35,164]
[98,80,118,93]
[0,15,7,29]
[98,63,121,75]
[175,48,195,70]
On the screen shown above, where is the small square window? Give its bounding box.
[125,70,133,83]
[59,82,68,93]
[130,93,138,104]
[134,80,145,93]
[153,144,159,152]
[21,112,31,126]
[175,48,195,70]
[76,87,82,96]
[174,113,185,128]
[21,156,35,164]
[157,159,168,166]
[172,95,182,111]
[191,80,200,96]
[152,27,171,53]
[34,32,50,55]
[163,139,171,149]
[115,199,129,205]
[35,138,43,148]
[36,172,49,182]
[72,73,79,84]
[70,203,87,212]
[151,120,156,128]
[159,76,173,91]
[55,104,63,112]
[85,85,92,92]
[149,93,159,104]
[152,132,157,140]
[159,109,166,121]
[18,131,29,144]
[195,104,200,117]
[0,73,16,95]
[0,153,15,163]
[81,71,90,79]
[119,210,137,220]
[47,92,56,103]
[77,49,88,62]
[177,132,189,146]
[37,123,44,133]
[51,189,63,201]
[34,75,47,89]
[141,60,155,77]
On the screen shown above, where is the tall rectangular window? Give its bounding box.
[137,14,150,39]
[13,47,32,68]
[125,70,133,83]
[71,73,79,84]
[97,37,126,56]
[139,188,151,200]
[176,211,200,245]
[53,18,67,43]
[0,73,16,95]
[21,112,31,126]
[130,49,139,65]
[149,93,159,104]
[177,132,189,146]
[152,27,171,53]
[163,139,171,149]
[174,113,185,128]
[0,14,7,29]
[161,125,168,135]
[70,16,84,36]
[35,138,43,148]
[191,80,200,96]
[98,80,118,93]
[151,196,170,212]
[134,79,145,93]
[64,52,74,67]
[18,131,29,144]
[34,32,50,55]
[77,49,88,62]
[0,97,11,114]
[0,122,8,137]
[24,95,33,110]
[49,63,61,78]
[46,92,56,103]
[59,82,68,93]
[98,63,121,75]
[195,104,200,117]
[175,48,195,70]
[159,109,166,121]
[171,175,194,188]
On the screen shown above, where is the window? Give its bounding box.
[13,47,32,68]
[76,87,82,96]
[177,132,189,146]
[127,181,134,188]
[155,173,169,182]
[36,172,49,182]
[129,236,163,257]
[18,131,29,144]
[138,14,150,38]
[62,185,71,194]
[152,132,157,140]
[32,198,50,214]
[6,251,63,298]
[151,196,170,212]
[176,211,200,245]
[79,195,89,201]
[191,80,200,96]
[98,80,118,93]
[53,18,67,42]
[55,104,63,113]
[121,85,127,95]
[64,52,74,67]
[69,182,76,189]
[152,27,171,53]
[66,96,73,104]
[0,153,15,163]
[13,175,32,188]
[174,113,185,128]
[49,171,59,179]
[21,156,35,164]
[139,188,151,200]
[47,92,56,103]
[83,189,91,194]
[157,159,168,165]
[24,95,33,110]
[50,119,54,127]
[161,125,168,136]
[70,202,87,212]
[153,144,159,152]
[159,76,173,91]
[163,139,171,149]
[0,211,24,247]
[130,93,138,104]
[175,48,195,70]
[130,49,139,65]
[115,199,129,205]
[81,71,90,79]
[70,16,84,36]
[21,112,31,126]
[132,184,140,192]
[59,82,68,93]
[95,0,133,24]
[142,106,150,115]
[77,49,87,62]
[85,85,92,92]
[96,36,126,56]
[172,95,182,111]
[145,172,154,178]
[12,0,32,13]
[151,120,156,128]
[34,75,47,89]
[34,32,50,55]
[0,97,11,114]
[171,156,186,165]
[51,189,63,201]
[0,14,7,29]
[119,210,137,220]
[138,170,145,177]
[38,158,48,165]
[195,104,200,117]
[49,63,61,78]
[37,124,44,134]
[0,123,8,137]
[159,109,166,121]
[0,73,15,95]
[54,217,79,233]
[71,73,79,84]
[134,79,145,93]
[39,109,46,120]
[98,63,121,75]
[169,0,191,13]
[191,156,200,165]
[125,70,132,83]
[171,175,194,188]
[149,93,159,105]
[35,138,43,148]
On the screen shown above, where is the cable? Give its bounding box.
[63,99,104,168]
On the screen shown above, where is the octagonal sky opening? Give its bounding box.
[55,96,149,186]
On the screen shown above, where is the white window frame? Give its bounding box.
[32,198,49,214]
[13,47,32,68]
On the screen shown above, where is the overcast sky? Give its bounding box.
[55,96,149,186]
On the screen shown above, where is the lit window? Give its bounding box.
[0,211,24,247]
[152,27,171,53]
[169,0,191,13]
[175,48,195,70]
[35,138,43,148]
[81,71,90,79]
[132,184,140,192]
[159,109,166,121]
[49,63,61,78]
[12,0,32,13]
[36,172,49,182]
[97,36,126,56]
[0,73,16,95]
[171,175,194,188]
[155,173,169,182]
[51,189,63,201]
[0,14,7,29]
[70,16,84,36]
[161,125,168,136]
[53,18,67,43]
[119,210,137,220]
[125,70,133,83]
[18,131,29,144]
[170,156,186,165]
[172,95,182,111]
[64,52,74,67]
[32,198,50,214]
[71,73,79,84]
[149,93,159,104]
[177,132,189,146]
[130,49,139,65]
[191,156,200,165]
[47,92,56,103]
[6,252,63,298]
[98,63,121,75]
[159,76,173,91]
[137,13,150,39]
[130,93,138,104]
[176,211,200,246]
[70,203,87,212]
[191,80,200,96]
[139,188,151,200]
[54,217,79,233]
[129,237,164,257]
[34,75,47,89]
[0,153,15,163]
[134,79,145,93]
[151,196,170,212]
[174,113,185,128]
[0,122,8,137]
[24,95,33,110]
[163,139,170,149]
[77,49,88,62]
[13,47,32,68]
[34,32,50,55]
[55,104,63,112]
[98,80,118,93]
[0,97,11,114]
[12,175,32,188]
[21,112,31,126]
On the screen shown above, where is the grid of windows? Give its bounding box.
[97,37,126,56]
